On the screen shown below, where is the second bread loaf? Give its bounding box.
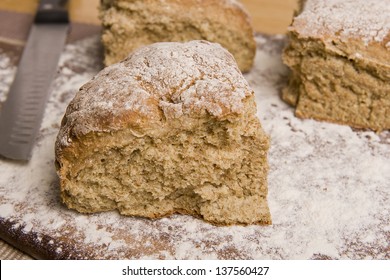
[100,0,256,72]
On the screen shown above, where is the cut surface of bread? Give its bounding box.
[282,0,390,132]
[55,40,271,226]
[100,0,256,72]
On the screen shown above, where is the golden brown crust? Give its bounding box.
[55,40,253,156]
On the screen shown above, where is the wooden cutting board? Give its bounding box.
[1,32,389,259]
[0,0,299,260]
[1,0,389,260]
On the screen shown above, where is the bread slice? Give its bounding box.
[55,40,271,226]
[100,0,256,72]
[282,0,390,132]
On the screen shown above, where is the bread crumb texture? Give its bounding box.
[283,0,390,132]
[55,40,271,226]
[100,0,256,72]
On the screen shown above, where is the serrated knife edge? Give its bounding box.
[0,0,69,161]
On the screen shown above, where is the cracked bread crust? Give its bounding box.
[56,40,253,145]
[99,0,256,72]
[282,0,390,132]
[55,40,271,226]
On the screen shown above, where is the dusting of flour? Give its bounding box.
[291,0,390,45]
[0,34,389,259]
[57,40,251,148]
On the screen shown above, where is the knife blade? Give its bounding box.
[0,0,69,161]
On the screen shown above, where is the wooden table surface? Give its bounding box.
[0,0,298,260]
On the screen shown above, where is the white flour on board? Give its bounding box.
[0,35,389,259]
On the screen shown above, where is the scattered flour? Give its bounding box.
[0,34,389,259]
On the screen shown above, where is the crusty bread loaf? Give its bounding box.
[282,0,390,132]
[55,40,271,226]
[100,0,256,73]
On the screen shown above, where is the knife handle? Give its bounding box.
[35,0,69,24]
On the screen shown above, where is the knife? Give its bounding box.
[0,0,69,161]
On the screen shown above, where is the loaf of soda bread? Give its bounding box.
[55,40,271,226]
[100,0,256,72]
[282,0,390,132]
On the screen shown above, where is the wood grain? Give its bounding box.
[241,0,298,33]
